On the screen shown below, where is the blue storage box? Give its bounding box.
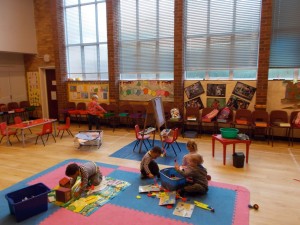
[5,183,50,222]
[160,167,186,191]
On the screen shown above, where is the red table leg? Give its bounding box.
[212,137,215,157]
[246,143,250,163]
[223,144,226,165]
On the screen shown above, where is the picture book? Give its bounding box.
[173,201,195,218]
[158,191,176,205]
[138,184,160,193]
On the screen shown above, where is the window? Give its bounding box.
[185,0,262,80]
[269,0,300,80]
[64,0,108,80]
[118,0,174,80]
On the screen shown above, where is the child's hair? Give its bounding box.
[151,146,162,154]
[186,140,198,153]
[188,154,203,165]
[65,163,79,176]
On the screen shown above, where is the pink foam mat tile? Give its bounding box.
[40,204,192,225]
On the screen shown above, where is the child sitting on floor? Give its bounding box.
[175,154,208,196]
[140,146,162,179]
[65,161,103,198]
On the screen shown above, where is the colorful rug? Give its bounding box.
[109,140,189,165]
[0,159,250,225]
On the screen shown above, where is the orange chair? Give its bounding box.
[0,122,20,145]
[57,117,73,139]
[162,128,181,156]
[133,124,151,152]
[290,111,300,146]
[269,110,290,147]
[14,116,32,134]
[35,123,56,146]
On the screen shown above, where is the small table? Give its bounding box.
[212,134,251,165]
[8,118,57,147]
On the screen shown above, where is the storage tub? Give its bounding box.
[220,128,239,139]
[160,167,186,191]
[5,183,50,222]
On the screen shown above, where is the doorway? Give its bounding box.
[45,69,58,119]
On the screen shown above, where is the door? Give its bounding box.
[45,69,58,119]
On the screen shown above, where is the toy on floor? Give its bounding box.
[248,204,259,210]
[194,200,215,212]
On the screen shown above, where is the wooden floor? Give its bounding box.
[0,123,300,225]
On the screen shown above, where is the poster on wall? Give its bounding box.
[226,95,250,110]
[184,81,204,99]
[27,72,41,106]
[206,84,226,97]
[119,80,174,101]
[68,83,109,102]
[232,82,256,101]
[184,97,204,109]
[206,98,226,109]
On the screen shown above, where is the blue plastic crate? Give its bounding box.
[159,167,186,191]
[5,183,50,222]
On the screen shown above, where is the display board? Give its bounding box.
[68,82,109,103]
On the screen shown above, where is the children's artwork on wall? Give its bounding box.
[27,72,41,106]
[184,81,204,99]
[207,98,226,109]
[68,82,109,102]
[207,84,226,97]
[232,82,256,101]
[119,80,174,101]
[226,95,250,110]
[184,97,204,109]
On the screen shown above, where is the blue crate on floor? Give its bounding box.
[160,167,186,191]
[5,183,50,222]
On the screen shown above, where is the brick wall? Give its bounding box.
[25,0,272,116]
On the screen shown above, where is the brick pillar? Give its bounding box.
[106,0,120,104]
[50,0,68,120]
[256,0,272,110]
[174,0,185,112]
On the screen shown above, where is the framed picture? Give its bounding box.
[226,95,250,110]
[184,81,205,99]
[184,97,204,109]
[207,98,226,109]
[207,84,226,97]
[232,82,256,101]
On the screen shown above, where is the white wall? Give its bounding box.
[0,0,37,54]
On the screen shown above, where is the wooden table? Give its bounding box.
[8,118,57,147]
[212,134,251,165]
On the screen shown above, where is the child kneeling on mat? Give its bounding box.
[175,154,208,196]
[140,146,162,179]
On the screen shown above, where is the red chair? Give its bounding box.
[133,124,151,152]
[35,123,56,146]
[57,117,73,139]
[14,116,32,134]
[0,122,20,145]
[162,128,181,156]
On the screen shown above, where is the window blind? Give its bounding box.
[118,0,174,79]
[185,0,262,71]
[270,0,300,68]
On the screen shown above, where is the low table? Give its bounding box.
[212,134,251,165]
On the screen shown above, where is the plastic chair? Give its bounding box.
[290,111,300,146]
[269,110,290,147]
[233,109,252,136]
[129,105,147,127]
[35,123,56,146]
[200,107,218,135]
[183,106,201,138]
[162,128,181,156]
[133,124,151,152]
[57,117,73,139]
[14,116,32,134]
[0,122,20,145]
[251,110,270,143]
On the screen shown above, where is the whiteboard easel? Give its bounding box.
[139,97,168,154]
